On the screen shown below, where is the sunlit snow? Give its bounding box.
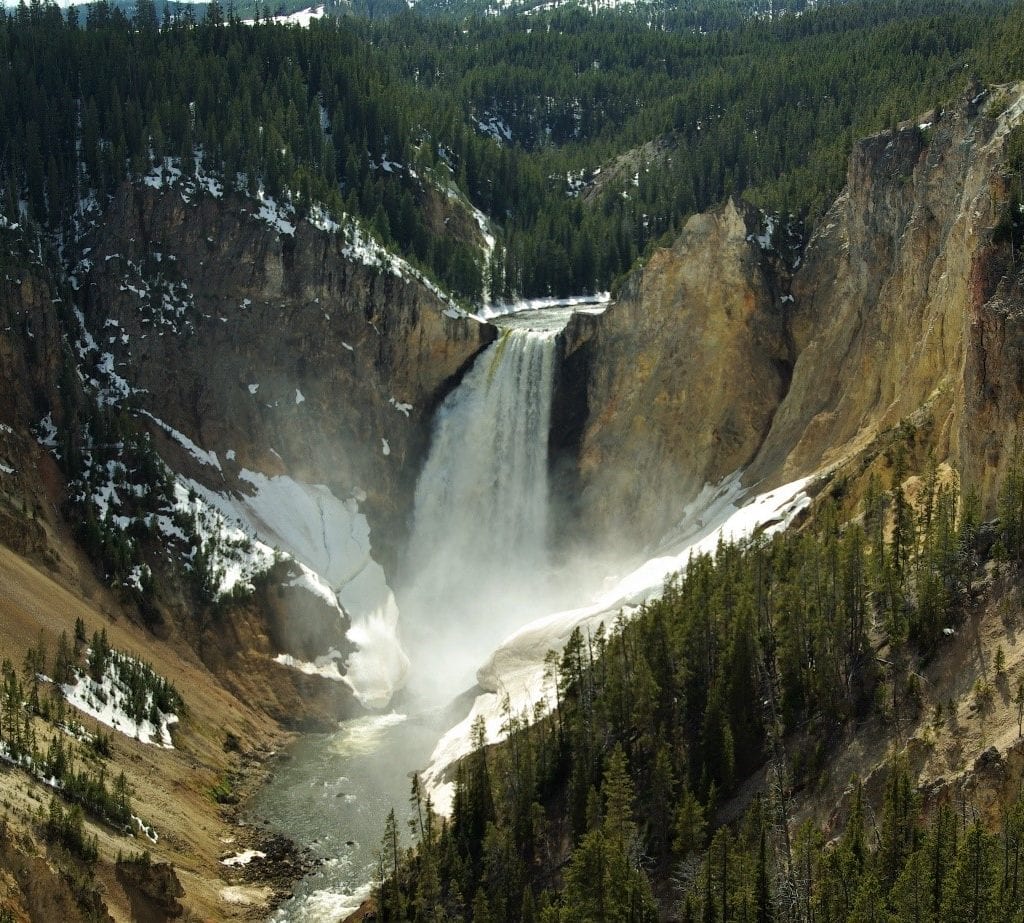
[61,657,179,749]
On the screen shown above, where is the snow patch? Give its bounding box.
[273,650,345,682]
[389,397,412,417]
[255,192,296,236]
[308,205,341,233]
[222,849,267,867]
[241,4,324,26]
[338,219,466,315]
[167,479,277,597]
[35,413,58,448]
[476,115,513,144]
[61,655,179,748]
[747,212,777,250]
[207,471,408,708]
[140,411,222,471]
[131,815,159,843]
[475,292,610,322]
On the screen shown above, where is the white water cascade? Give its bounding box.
[398,319,564,700]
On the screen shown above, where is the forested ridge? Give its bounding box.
[2,0,1024,302]
[375,455,1024,921]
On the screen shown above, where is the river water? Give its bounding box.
[253,710,444,920]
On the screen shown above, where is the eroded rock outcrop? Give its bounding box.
[78,184,495,562]
[60,182,497,719]
[561,198,792,551]
[748,86,1024,499]
[0,244,75,560]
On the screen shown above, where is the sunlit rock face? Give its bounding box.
[560,197,792,553]
[561,85,1024,553]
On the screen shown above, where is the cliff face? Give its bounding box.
[562,199,792,551]
[748,87,1023,498]
[567,84,1024,547]
[78,183,494,562]
[0,246,74,560]
[53,181,499,717]
[960,229,1024,503]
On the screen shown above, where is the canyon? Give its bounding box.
[3,71,1024,919]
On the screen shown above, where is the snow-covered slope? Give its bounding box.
[241,5,326,25]
[62,656,180,748]
[182,466,408,709]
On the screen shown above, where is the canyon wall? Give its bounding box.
[77,184,495,565]
[565,83,1024,549]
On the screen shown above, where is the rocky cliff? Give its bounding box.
[0,238,74,560]
[55,180,498,714]
[565,83,1024,548]
[748,84,1024,502]
[0,180,500,919]
[77,183,495,562]
[560,198,793,552]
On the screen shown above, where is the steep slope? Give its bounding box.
[563,83,1024,552]
[748,84,1024,503]
[382,78,1024,911]
[0,540,300,922]
[47,177,497,711]
[0,163,503,916]
[76,180,494,558]
[0,240,70,561]
[560,199,792,553]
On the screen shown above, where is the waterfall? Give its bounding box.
[399,323,560,698]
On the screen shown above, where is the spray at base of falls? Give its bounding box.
[398,318,566,702]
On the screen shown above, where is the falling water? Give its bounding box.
[398,321,562,699]
[256,301,607,920]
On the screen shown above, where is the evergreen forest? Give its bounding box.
[376,459,1024,921]
[3,0,1024,301]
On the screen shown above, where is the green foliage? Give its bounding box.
[66,424,177,600]
[209,776,239,805]
[673,763,1024,923]
[560,746,657,922]
[1,0,1019,301]
[378,456,1009,919]
[44,796,98,864]
[0,635,183,835]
